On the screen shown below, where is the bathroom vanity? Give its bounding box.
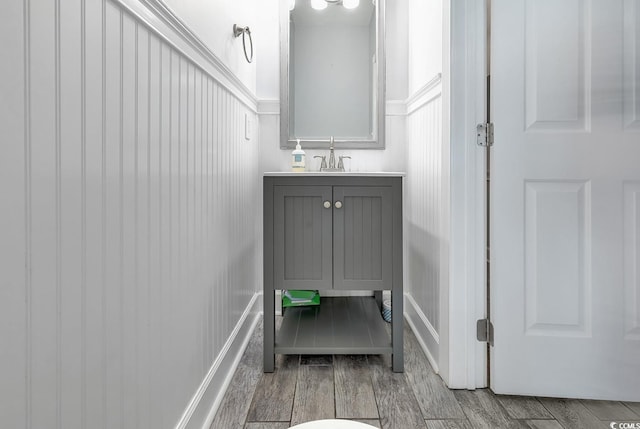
[263,172,403,372]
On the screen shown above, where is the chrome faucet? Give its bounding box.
[314,155,327,170]
[316,136,351,172]
[337,155,351,171]
[328,136,336,169]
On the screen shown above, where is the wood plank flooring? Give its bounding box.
[334,355,379,419]
[213,318,640,429]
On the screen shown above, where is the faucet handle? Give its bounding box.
[337,156,351,171]
[314,155,327,170]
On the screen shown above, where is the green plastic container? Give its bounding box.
[282,290,320,307]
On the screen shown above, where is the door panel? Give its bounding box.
[624,0,640,130]
[274,185,333,290]
[333,186,392,290]
[524,180,591,337]
[625,181,640,340]
[524,0,589,131]
[491,0,640,400]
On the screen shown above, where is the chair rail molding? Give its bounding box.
[407,73,443,114]
[112,0,258,111]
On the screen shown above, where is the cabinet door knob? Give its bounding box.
[323,200,332,209]
[334,201,343,209]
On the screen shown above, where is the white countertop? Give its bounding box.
[264,171,405,177]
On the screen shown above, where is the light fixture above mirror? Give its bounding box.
[341,0,360,9]
[290,0,361,11]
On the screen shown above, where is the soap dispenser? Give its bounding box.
[291,139,306,172]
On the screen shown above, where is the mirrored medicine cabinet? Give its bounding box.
[280,0,386,149]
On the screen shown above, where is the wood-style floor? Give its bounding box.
[212,318,640,429]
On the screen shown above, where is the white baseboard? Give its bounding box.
[404,293,440,373]
[176,292,263,429]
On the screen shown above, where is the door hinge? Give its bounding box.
[476,123,494,147]
[477,318,494,346]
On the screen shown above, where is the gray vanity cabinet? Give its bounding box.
[264,174,403,373]
[273,185,393,290]
[274,185,333,290]
[333,186,393,290]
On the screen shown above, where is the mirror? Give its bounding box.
[280,0,385,149]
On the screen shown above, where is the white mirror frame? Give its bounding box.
[280,0,386,149]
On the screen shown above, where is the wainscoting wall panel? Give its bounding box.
[0,1,261,428]
[404,76,443,366]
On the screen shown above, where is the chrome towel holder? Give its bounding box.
[233,24,253,63]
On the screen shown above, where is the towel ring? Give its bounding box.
[233,24,253,63]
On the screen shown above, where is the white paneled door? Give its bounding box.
[491,0,640,400]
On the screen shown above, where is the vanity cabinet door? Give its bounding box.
[273,185,333,290]
[333,186,393,290]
